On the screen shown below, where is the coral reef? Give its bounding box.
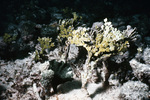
[0,1,150,100]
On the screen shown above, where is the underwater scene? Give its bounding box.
[0,0,150,100]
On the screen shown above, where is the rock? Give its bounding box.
[68,44,79,63]
[35,24,42,29]
[144,37,150,45]
[112,22,118,27]
[118,26,126,31]
[7,23,17,32]
[130,14,140,25]
[40,69,54,95]
[51,13,63,20]
[40,24,57,36]
[118,21,125,26]
[17,20,36,35]
[38,61,50,72]
[22,35,33,42]
[110,51,130,64]
[120,81,149,100]
[22,78,33,86]
[49,7,60,13]
[48,60,73,93]
[0,37,7,59]
[129,59,150,85]
[40,70,54,88]
[0,85,7,95]
[143,47,150,64]
[91,22,103,30]
[49,60,73,79]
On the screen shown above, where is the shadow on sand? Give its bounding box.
[89,83,112,99]
[57,80,82,94]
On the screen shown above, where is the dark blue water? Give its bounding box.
[0,0,149,36]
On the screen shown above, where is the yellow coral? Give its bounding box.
[57,12,82,42]
[37,37,55,55]
[66,18,134,88]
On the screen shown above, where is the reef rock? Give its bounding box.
[129,59,150,85]
[120,81,149,100]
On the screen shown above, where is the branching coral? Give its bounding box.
[37,37,55,54]
[34,37,54,62]
[68,18,135,88]
[57,12,82,42]
[69,18,130,58]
